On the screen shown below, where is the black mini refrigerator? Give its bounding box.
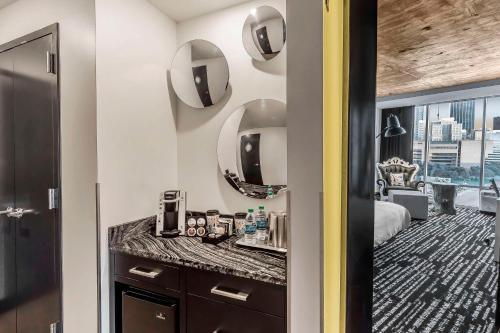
[122,289,177,333]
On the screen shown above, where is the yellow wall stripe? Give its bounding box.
[323,0,349,332]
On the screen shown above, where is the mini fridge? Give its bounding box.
[122,289,177,333]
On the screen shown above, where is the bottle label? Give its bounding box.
[256,218,267,230]
[245,224,257,234]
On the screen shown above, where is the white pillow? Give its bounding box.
[389,173,405,187]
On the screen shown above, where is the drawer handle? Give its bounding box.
[129,267,162,279]
[210,286,249,302]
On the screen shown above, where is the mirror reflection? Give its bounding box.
[242,6,286,61]
[171,39,230,108]
[217,99,287,199]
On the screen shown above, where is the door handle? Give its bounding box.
[0,207,14,215]
[8,208,36,219]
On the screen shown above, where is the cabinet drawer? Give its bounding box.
[186,268,286,317]
[114,254,180,291]
[187,294,285,333]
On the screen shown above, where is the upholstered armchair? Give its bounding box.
[376,157,425,196]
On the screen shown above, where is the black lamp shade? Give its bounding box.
[384,114,406,138]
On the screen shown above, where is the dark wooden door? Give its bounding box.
[0,38,16,333]
[255,26,273,55]
[0,29,60,333]
[240,133,264,185]
[192,65,213,107]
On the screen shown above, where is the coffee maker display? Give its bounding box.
[156,191,186,238]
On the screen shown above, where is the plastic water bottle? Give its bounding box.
[267,186,274,199]
[244,208,257,244]
[256,205,268,241]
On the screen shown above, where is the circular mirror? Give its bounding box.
[217,99,287,199]
[242,6,286,61]
[171,39,230,108]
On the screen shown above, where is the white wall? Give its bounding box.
[176,0,287,213]
[0,1,98,332]
[95,0,178,332]
[287,0,323,330]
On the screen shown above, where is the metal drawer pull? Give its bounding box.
[128,267,162,279]
[210,286,249,302]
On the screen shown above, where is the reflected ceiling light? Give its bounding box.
[250,8,257,16]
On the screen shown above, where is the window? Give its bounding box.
[412,106,426,181]
[408,99,487,208]
[483,97,500,187]
[426,100,482,189]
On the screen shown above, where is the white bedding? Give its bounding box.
[374,201,411,247]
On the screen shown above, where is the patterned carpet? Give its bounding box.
[373,208,498,333]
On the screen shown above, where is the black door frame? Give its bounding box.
[346,0,377,332]
[0,23,62,329]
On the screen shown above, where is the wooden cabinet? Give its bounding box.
[115,254,180,291]
[110,252,286,333]
[186,268,286,317]
[187,294,285,333]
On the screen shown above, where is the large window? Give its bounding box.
[408,98,500,208]
[412,106,426,182]
[484,97,500,187]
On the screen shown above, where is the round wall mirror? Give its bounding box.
[217,99,287,199]
[242,6,286,61]
[171,39,230,108]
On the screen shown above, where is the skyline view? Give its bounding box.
[412,97,500,192]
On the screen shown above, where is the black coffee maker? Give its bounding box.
[156,190,186,238]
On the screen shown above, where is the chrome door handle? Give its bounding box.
[210,286,249,302]
[8,208,36,219]
[0,207,13,215]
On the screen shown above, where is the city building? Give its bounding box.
[430,117,463,142]
[450,100,475,139]
[428,141,462,167]
[494,116,500,130]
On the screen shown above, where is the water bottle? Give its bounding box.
[256,205,268,241]
[244,208,257,244]
[267,186,274,199]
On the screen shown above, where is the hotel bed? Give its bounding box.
[374,201,411,247]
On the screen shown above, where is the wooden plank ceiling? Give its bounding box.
[377,0,500,97]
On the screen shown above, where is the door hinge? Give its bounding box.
[49,188,59,210]
[50,322,60,333]
[46,51,56,74]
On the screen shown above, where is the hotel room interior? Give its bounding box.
[1,0,499,332]
[373,1,500,332]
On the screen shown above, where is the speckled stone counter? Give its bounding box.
[109,217,287,286]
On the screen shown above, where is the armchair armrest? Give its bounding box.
[377,179,388,195]
[410,180,425,192]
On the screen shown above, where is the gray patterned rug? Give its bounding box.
[374,208,498,333]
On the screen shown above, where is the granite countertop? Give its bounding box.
[108,217,287,286]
